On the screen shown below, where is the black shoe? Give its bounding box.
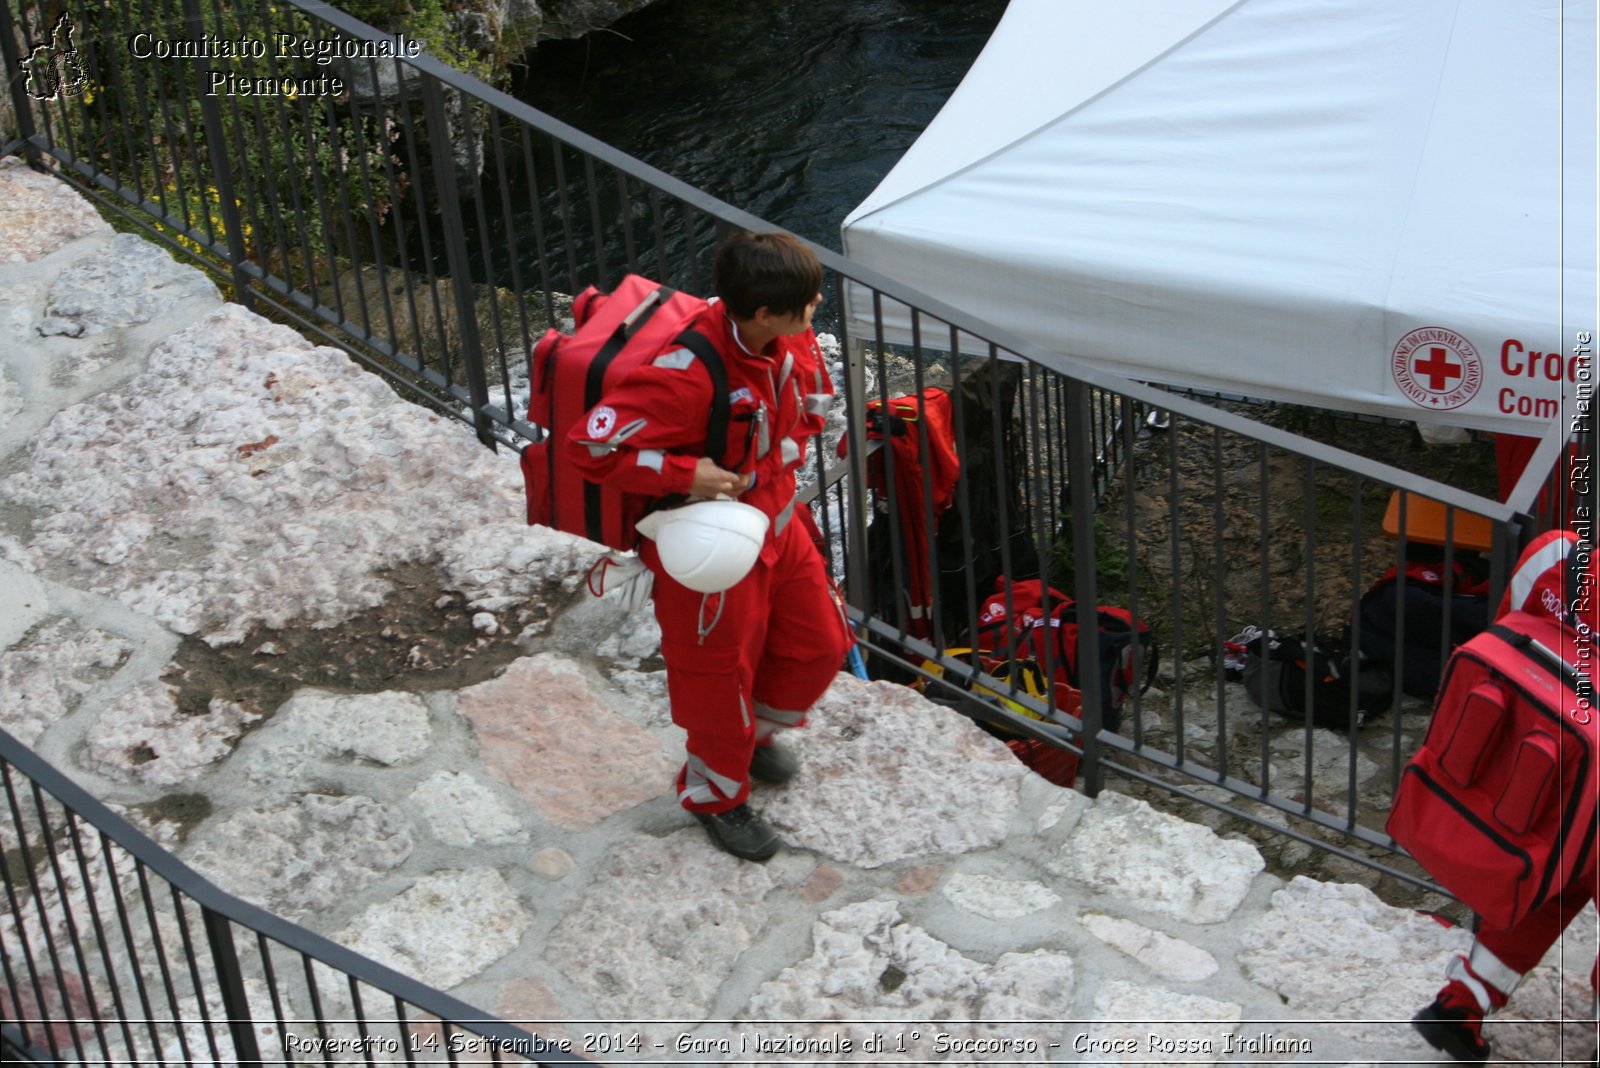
[1412,984,1492,1065]
[749,741,798,784]
[693,804,780,862]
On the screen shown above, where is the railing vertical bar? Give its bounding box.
[344,56,406,362]
[1125,395,1148,747]
[294,80,348,322]
[318,89,376,334]
[1346,480,1366,826]
[256,933,293,1068]
[301,950,337,1067]
[946,328,982,661]
[1300,457,1319,812]
[616,167,639,271]
[391,57,454,377]
[581,155,608,284]
[134,861,195,1063]
[1210,424,1229,782]
[1257,443,1273,796]
[185,0,253,305]
[910,309,945,646]
[420,71,495,447]
[110,0,156,209]
[252,0,321,300]
[465,108,513,425]
[348,976,378,1068]
[19,776,92,1062]
[169,890,226,1063]
[549,142,581,294]
[836,279,869,615]
[62,810,133,1061]
[0,1,42,168]
[517,124,558,330]
[1066,377,1105,795]
[489,110,534,418]
[202,907,264,1065]
[987,344,1023,670]
[139,0,193,229]
[395,998,421,1066]
[1165,421,1185,766]
[0,762,57,1058]
[98,828,160,1064]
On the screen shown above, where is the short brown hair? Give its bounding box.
[713,230,823,320]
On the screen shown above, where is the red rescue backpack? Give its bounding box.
[975,579,1157,734]
[518,275,730,550]
[1387,530,1599,928]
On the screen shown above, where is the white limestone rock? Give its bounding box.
[761,679,1028,868]
[1047,792,1264,924]
[270,689,433,767]
[0,304,522,644]
[594,608,664,669]
[436,521,597,633]
[408,770,527,847]
[1079,913,1219,983]
[0,363,21,429]
[942,873,1063,921]
[0,617,131,746]
[82,682,255,786]
[543,829,777,1021]
[606,667,671,729]
[742,898,1074,1061]
[1085,980,1241,1066]
[1238,876,1468,1048]
[0,158,109,262]
[336,868,532,990]
[185,793,413,921]
[38,233,216,337]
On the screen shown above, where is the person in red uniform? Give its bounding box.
[565,230,849,862]
[1412,528,1599,1064]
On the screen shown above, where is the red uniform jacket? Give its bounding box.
[563,301,834,561]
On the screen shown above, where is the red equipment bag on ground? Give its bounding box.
[518,275,728,550]
[975,579,1157,733]
[1387,530,1599,929]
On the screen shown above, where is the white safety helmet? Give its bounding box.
[635,500,770,593]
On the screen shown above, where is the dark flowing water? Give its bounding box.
[510,0,1008,251]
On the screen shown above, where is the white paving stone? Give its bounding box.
[0,617,131,746]
[408,770,527,847]
[762,679,1028,868]
[82,682,255,786]
[271,689,433,767]
[1085,980,1241,1066]
[1238,876,1466,1048]
[1080,913,1220,983]
[1048,791,1264,924]
[942,873,1063,921]
[543,829,776,1022]
[336,868,531,990]
[743,898,1074,1061]
[185,793,413,921]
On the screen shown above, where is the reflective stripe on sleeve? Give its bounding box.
[653,348,696,370]
[636,448,665,473]
[805,392,833,417]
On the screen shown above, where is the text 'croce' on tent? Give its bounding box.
[841,0,1597,439]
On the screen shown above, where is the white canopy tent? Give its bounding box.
[841,0,1597,436]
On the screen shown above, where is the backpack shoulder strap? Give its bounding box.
[673,328,731,463]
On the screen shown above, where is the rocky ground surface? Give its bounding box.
[1,156,1596,1066]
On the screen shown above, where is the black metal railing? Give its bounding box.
[4,0,1587,1019]
[0,729,588,1065]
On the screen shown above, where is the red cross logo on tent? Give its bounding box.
[1391,327,1483,411]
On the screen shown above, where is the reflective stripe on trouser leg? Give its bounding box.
[754,702,807,744]
[678,752,747,808]
[1464,942,1523,999]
